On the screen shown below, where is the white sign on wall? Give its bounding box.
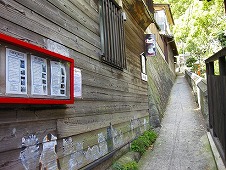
[31,56,48,95]
[6,48,27,94]
[141,73,147,81]
[74,68,82,98]
[50,61,66,96]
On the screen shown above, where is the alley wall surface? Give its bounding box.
[0,0,177,169]
[0,0,150,169]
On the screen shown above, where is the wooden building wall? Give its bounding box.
[0,0,149,169]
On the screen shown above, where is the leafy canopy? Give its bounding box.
[186,57,197,67]
[154,0,226,60]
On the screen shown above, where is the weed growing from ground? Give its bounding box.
[131,130,157,155]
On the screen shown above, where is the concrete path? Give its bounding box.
[139,76,217,170]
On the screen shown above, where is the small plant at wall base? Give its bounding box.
[112,130,157,170]
[131,130,157,155]
[112,161,138,170]
[123,161,138,170]
[112,162,124,170]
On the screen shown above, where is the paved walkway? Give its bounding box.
[139,76,217,170]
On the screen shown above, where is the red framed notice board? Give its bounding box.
[0,33,74,104]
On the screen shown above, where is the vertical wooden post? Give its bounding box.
[219,56,226,159]
[206,63,209,76]
[219,56,226,76]
[206,62,214,130]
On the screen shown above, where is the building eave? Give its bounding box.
[123,0,160,30]
[154,4,175,25]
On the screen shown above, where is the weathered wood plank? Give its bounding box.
[0,13,145,85]
[58,118,148,169]
[57,109,149,138]
[0,0,147,80]
[57,128,107,170]
[0,1,150,169]
[0,149,24,170]
[68,0,99,23]
[125,33,144,56]
[0,0,100,59]
[125,26,144,48]
[124,8,145,40]
[0,17,145,83]
[126,50,143,71]
[14,0,100,48]
[57,121,148,169]
[0,110,148,158]
[0,109,17,124]
[72,51,146,87]
[123,0,154,30]
[0,17,45,47]
[81,70,147,94]
[81,84,148,102]
[47,0,99,34]
[0,117,149,170]
[0,92,148,124]
[65,100,148,117]
[0,120,56,153]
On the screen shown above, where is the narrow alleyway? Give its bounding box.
[139,76,217,170]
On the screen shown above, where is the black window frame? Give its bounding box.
[99,0,126,70]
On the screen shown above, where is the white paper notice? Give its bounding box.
[6,48,27,94]
[31,55,47,95]
[74,68,82,98]
[50,61,66,96]
[141,54,146,74]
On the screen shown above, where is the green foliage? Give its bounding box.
[112,161,138,170]
[113,162,124,170]
[155,0,226,61]
[112,130,157,170]
[217,31,226,47]
[186,57,197,67]
[123,161,138,170]
[131,137,147,154]
[131,130,157,155]
[154,0,193,19]
[214,60,220,75]
[143,130,158,143]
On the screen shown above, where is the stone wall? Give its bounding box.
[147,47,176,127]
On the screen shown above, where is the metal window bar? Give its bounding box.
[100,0,126,70]
[121,12,126,68]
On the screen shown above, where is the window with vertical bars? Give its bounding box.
[100,0,126,70]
